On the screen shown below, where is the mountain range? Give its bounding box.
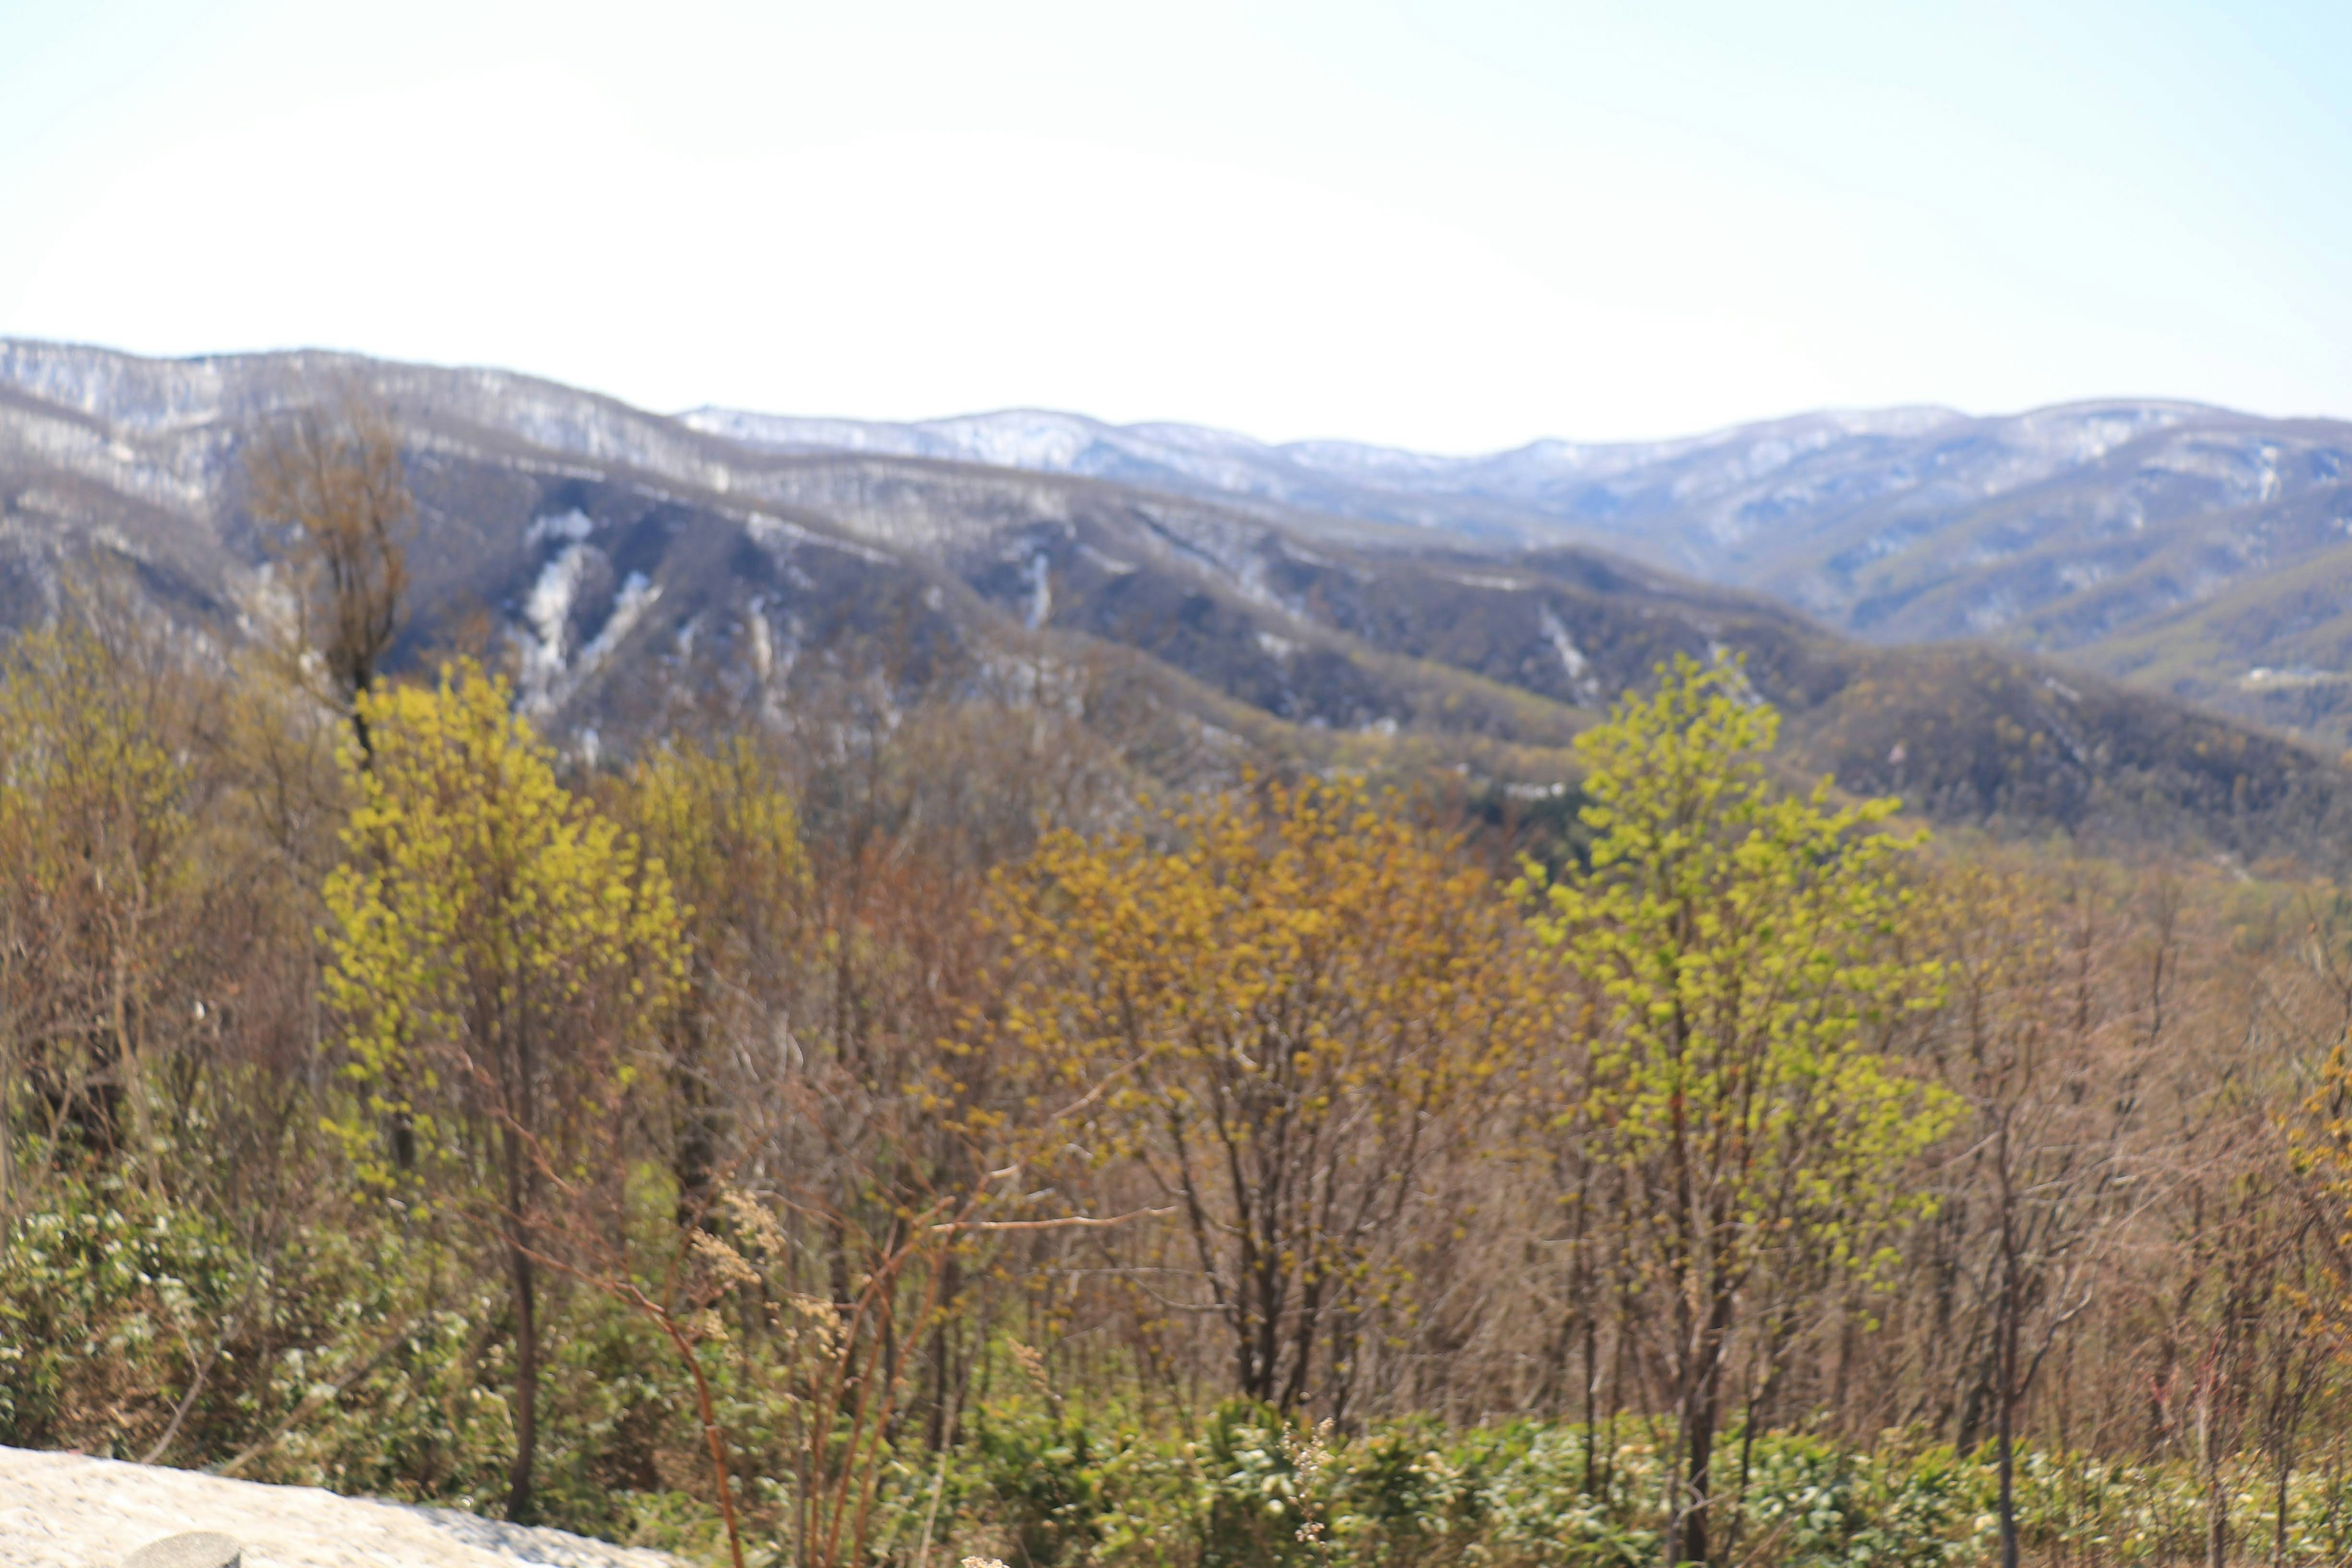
[688,400,2352,748]
[4,336,2349,867]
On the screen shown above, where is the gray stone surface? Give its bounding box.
[123,1534,240,1568]
[0,1448,683,1568]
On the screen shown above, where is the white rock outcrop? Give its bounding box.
[0,1448,682,1568]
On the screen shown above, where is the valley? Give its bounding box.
[2,337,2348,865]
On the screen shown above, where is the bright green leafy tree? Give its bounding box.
[1525,658,1954,1568]
[320,660,684,1523]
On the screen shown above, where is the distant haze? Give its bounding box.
[2,1,2349,448]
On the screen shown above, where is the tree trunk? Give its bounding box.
[1581,1306,1598,1494]
[113,910,155,1180]
[1681,1395,1717,1568]
[671,995,720,1231]
[1677,1285,1733,1568]
[1997,1395,2019,1568]
[502,1107,540,1525]
[1997,1300,2021,1568]
[2275,1435,2294,1568]
[0,1023,15,1231]
[2203,1384,2227,1568]
[927,1251,961,1453]
[507,1229,540,1523]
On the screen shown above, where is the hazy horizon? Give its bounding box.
[5,2,2348,448]
[11,329,2309,461]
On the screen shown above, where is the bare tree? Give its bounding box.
[1932,869,2150,1568]
[245,393,411,757]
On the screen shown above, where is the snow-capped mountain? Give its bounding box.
[677,403,1973,548]
[4,336,2351,861]
[684,398,2326,599]
[688,395,2352,744]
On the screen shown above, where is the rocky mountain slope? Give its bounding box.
[3,337,2346,865]
[695,399,2352,747]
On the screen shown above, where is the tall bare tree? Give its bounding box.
[245,394,411,758]
[1931,867,2145,1568]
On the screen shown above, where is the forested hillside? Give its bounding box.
[4,339,2349,866]
[12,361,2352,1568]
[693,397,2352,748]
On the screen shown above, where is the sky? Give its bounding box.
[1,1,2347,450]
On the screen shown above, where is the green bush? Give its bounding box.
[18,1189,2352,1568]
[0,1174,244,1451]
[913,1401,2352,1568]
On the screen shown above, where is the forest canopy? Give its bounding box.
[7,563,2352,1568]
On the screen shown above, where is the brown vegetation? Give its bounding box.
[13,554,2352,1567]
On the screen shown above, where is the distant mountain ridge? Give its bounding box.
[3,336,2349,867]
[688,396,2352,745]
[677,403,1972,546]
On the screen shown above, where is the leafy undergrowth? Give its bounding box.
[927,1400,2352,1568]
[17,1170,2352,1567]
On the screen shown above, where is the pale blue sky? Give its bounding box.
[1,1,2345,448]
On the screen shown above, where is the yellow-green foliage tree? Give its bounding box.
[1527,658,1953,1568]
[606,736,805,1220]
[982,773,1531,1417]
[320,662,684,1523]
